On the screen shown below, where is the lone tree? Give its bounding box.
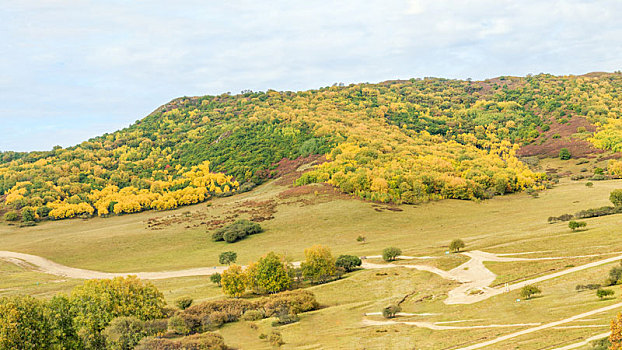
[219,251,237,265]
[520,285,541,300]
[382,304,401,319]
[382,247,402,262]
[611,189,622,207]
[568,220,587,231]
[559,148,571,160]
[597,288,615,300]
[449,239,466,253]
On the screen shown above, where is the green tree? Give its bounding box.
[559,148,571,160]
[70,276,165,349]
[596,288,615,300]
[611,189,622,207]
[219,251,237,265]
[210,273,222,286]
[246,252,291,294]
[47,294,81,349]
[382,247,402,262]
[568,220,587,231]
[449,239,466,252]
[335,255,362,272]
[102,316,146,350]
[519,285,541,299]
[301,245,337,284]
[221,265,247,298]
[0,295,54,350]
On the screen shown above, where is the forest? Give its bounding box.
[1,72,621,220]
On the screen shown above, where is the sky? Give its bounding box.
[1,0,621,151]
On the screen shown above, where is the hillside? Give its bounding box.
[1,72,621,221]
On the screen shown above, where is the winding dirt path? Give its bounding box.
[0,251,228,280]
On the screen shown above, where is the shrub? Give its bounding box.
[586,182,594,187]
[272,305,299,326]
[241,310,265,321]
[335,255,362,272]
[219,251,237,265]
[568,220,587,231]
[597,288,615,300]
[449,239,466,252]
[175,297,193,310]
[382,247,402,262]
[382,304,401,319]
[520,285,541,299]
[4,211,19,222]
[590,174,607,181]
[559,148,571,160]
[210,273,222,286]
[356,235,366,243]
[102,316,146,350]
[36,206,52,219]
[212,219,263,243]
[576,284,601,291]
[301,245,337,284]
[143,319,168,336]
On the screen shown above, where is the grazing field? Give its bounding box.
[1,175,622,348]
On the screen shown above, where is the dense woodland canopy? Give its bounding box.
[1,72,621,219]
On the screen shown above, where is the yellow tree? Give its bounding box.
[221,264,247,298]
[611,312,622,349]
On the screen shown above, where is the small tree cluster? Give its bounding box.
[335,254,362,272]
[212,219,263,243]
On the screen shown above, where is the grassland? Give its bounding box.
[1,173,622,348]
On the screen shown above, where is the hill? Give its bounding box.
[1,72,621,221]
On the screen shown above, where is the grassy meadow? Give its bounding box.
[1,174,622,348]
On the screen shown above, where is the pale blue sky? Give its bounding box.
[1,0,621,151]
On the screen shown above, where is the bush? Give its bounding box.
[608,265,622,285]
[520,285,541,299]
[597,288,615,300]
[143,319,168,336]
[36,206,52,219]
[0,295,55,349]
[382,247,402,262]
[241,310,265,321]
[102,316,146,350]
[356,235,366,243]
[449,239,466,253]
[586,182,594,187]
[175,297,193,310]
[335,255,362,272]
[576,284,601,291]
[4,211,19,222]
[568,220,587,231]
[559,148,571,160]
[382,304,401,318]
[212,219,263,243]
[168,315,190,335]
